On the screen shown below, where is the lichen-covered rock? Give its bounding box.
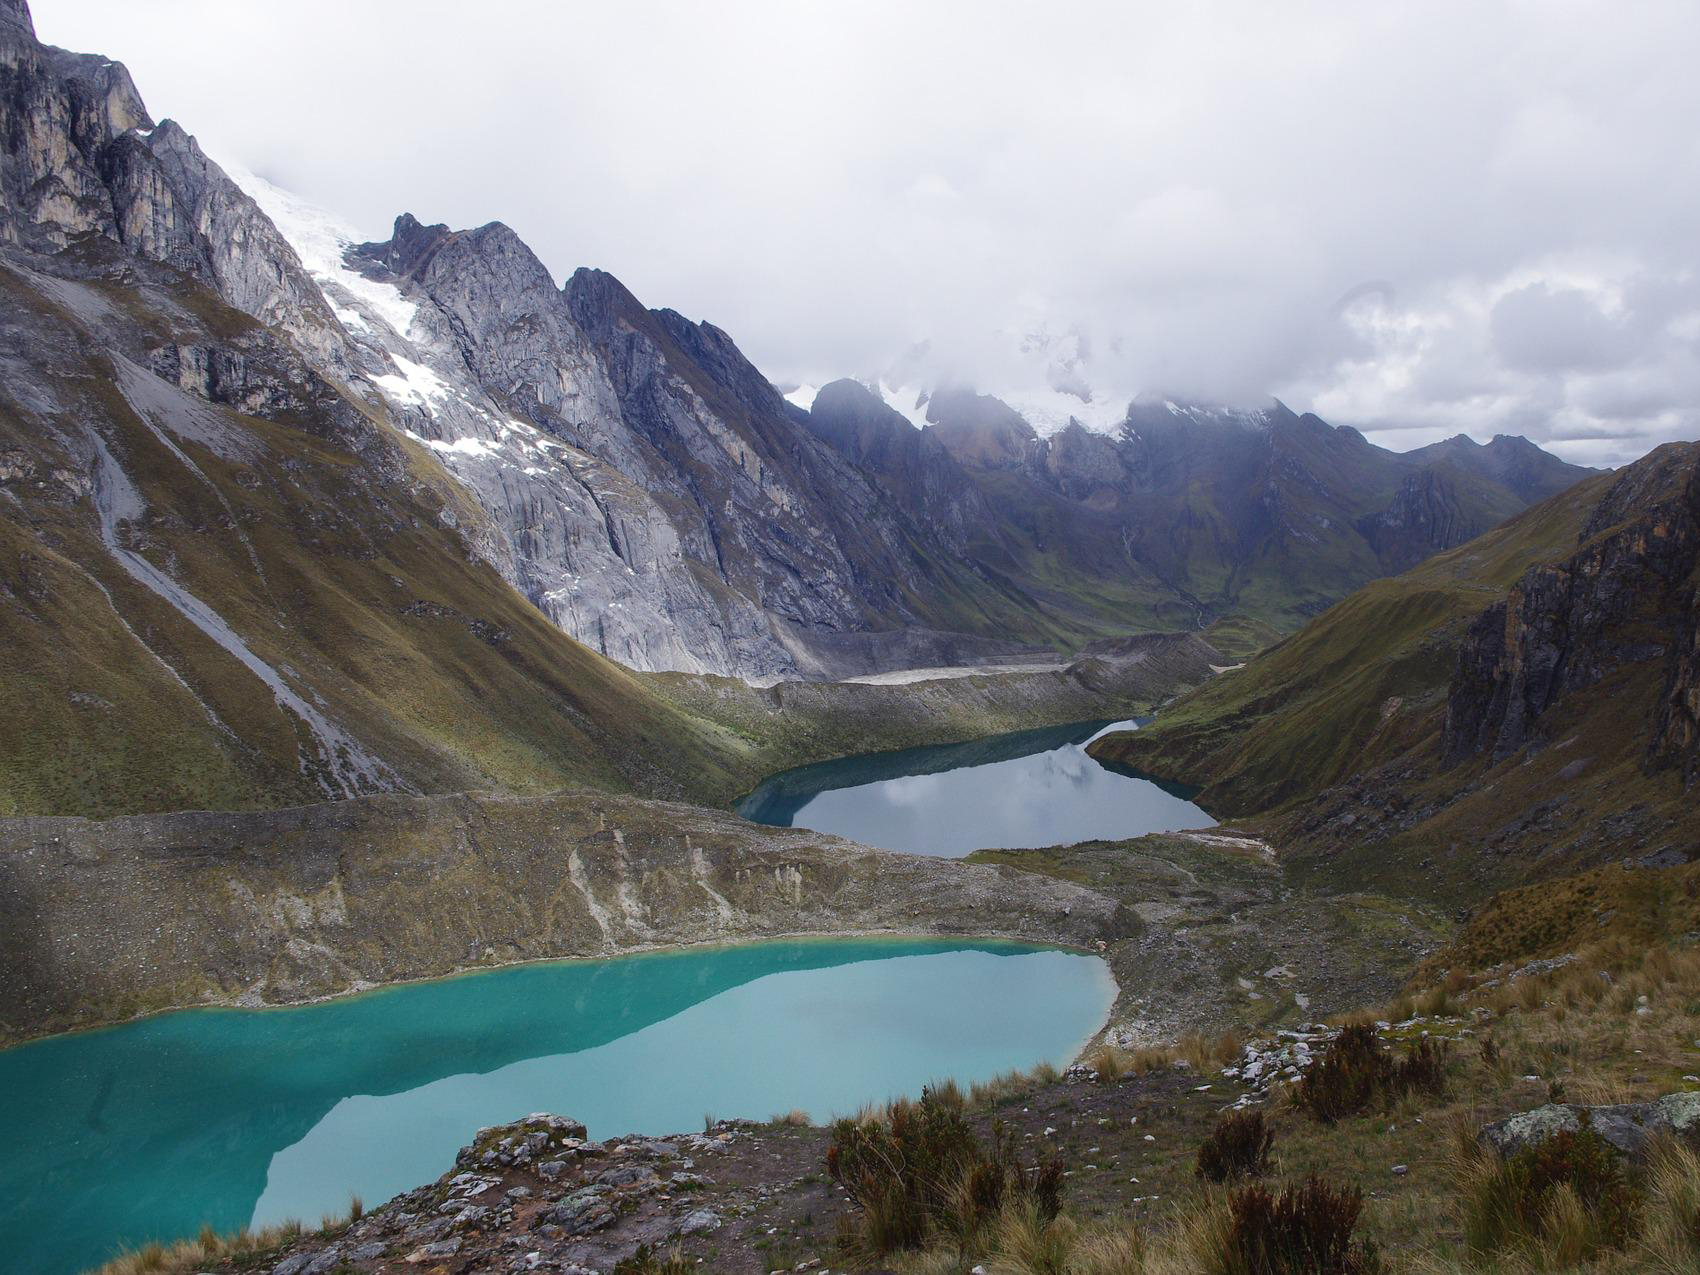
[1479,1091,1700,1160]
[0,5,351,371]
[675,1208,723,1236]
[546,1188,617,1236]
[238,1114,792,1273]
[459,1115,588,1170]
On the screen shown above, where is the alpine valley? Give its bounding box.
[2,4,1699,1275]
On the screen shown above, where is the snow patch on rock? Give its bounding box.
[223,163,419,339]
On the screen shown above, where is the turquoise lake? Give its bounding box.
[737,719,1213,855]
[0,938,1113,1275]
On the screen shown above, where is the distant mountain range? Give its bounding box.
[805,382,1594,649]
[0,0,1597,703]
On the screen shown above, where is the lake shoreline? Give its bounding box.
[736,716,1214,856]
[0,927,1116,1053]
[0,789,1129,1047]
[3,941,1117,1275]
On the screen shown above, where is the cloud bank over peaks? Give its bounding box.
[1288,259,1700,466]
[38,0,1700,466]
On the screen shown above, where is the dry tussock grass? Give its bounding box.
[89,1209,347,1275]
[932,930,1700,1275]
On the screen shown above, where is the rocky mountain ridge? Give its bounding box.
[2,1,799,814]
[0,0,1617,822]
[1444,442,1700,770]
[835,388,1597,644]
[1091,441,1700,899]
[3,1,1600,683]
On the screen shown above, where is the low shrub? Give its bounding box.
[94,1217,312,1275]
[826,1088,1062,1255]
[613,1244,693,1275]
[1196,1109,1275,1183]
[1462,1122,1641,1263]
[1391,1035,1449,1098]
[929,1077,966,1110]
[1294,1024,1386,1123]
[1181,1029,1244,1071]
[991,1200,1078,1275]
[1218,1175,1381,1275]
[1087,1045,1129,1083]
[979,1205,1145,1275]
[1414,984,1454,1017]
[1295,1025,1449,1122]
[1128,1047,1176,1074]
[970,1069,1028,1106]
[1067,1218,1146,1275]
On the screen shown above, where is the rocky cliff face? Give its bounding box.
[1444,444,1700,765]
[1408,432,1593,505]
[0,13,353,372]
[0,2,1600,685]
[1654,583,1700,786]
[335,203,1049,677]
[341,212,799,677]
[917,393,1595,637]
[1085,442,1700,890]
[0,1,148,249]
[802,378,997,548]
[560,268,942,639]
[0,790,1127,1041]
[1357,466,1513,574]
[926,387,1045,470]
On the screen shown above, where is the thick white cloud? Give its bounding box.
[33,0,1700,464]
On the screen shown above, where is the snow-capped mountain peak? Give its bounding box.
[226,165,419,341]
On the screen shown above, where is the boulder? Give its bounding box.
[675,1208,723,1236]
[1479,1092,1700,1160]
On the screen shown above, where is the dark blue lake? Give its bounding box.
[737,720,1213,855]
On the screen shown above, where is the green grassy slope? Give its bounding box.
[0,245,1224,820]
[0,250,766,816]
[1088,471,1613,815]
[1089,451,1699,903]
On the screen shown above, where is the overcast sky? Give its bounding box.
[36,0,1700,465]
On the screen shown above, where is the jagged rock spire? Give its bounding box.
[0,0,33,35]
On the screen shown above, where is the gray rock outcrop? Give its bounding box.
[0,8,352,371]
[0,789,1129,1041]
[1479,1092,1700,1160]
[1445,443,1700,765]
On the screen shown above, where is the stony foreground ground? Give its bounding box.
[230,1021,1466,1275]
[225,1067,1261,1275]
